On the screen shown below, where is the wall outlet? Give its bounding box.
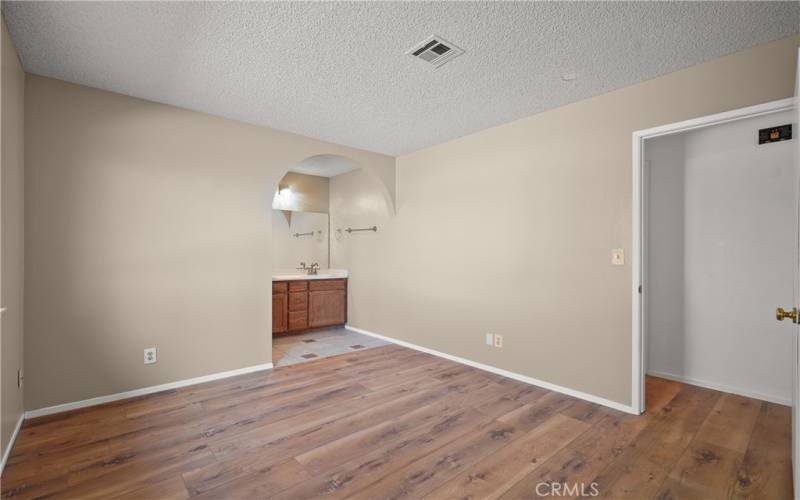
[144,347,157,365]
[493,334,503,348]
[485,333,494,346]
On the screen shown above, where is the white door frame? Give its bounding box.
[631,97,796,414]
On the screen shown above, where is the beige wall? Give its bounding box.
[272,171,329,214]
[333,35,800,407]
[24,75,392,410]
[1,17,25,458]
[272,211,330,270]
[330,168,393,277]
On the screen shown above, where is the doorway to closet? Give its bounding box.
[641,105,795,406]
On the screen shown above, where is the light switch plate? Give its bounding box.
[612,248,625,266]
[485,333,494,346]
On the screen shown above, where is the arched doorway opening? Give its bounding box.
[268,154,394,367]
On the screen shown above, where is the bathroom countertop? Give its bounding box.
[272,269,348,281]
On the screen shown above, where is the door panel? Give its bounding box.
[272,293,288,333]
[309,290,345,328]
[288,310,308,331]
[793,46,799,496]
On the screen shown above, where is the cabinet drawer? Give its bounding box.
[309,279,346,291]
[272,282,287,294]
[289,281,308,292]
[288,311,308,331]
[289,291,308,312]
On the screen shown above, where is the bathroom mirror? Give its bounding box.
[271,210,329,270]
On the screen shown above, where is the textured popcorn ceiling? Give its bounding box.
[3,1,798,155]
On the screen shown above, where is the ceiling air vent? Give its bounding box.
[407,35,464,68]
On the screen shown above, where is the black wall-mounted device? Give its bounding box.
[759,124,792,145]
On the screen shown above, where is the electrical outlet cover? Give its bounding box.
[485,333,494,346]
[144,347,157,364]
[494,334,503,348]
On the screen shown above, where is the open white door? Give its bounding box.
[794,47,800,497]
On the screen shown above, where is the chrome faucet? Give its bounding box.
[297,262,320,275]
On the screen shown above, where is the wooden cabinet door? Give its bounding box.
[308,290,346,328]
[272,293,288,333]
[288,291,308,312]
[288,310,308,331]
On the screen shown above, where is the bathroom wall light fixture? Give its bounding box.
[272,184,294,210]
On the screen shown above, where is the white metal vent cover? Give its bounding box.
[407,35,464,68]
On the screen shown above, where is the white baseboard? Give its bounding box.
[25,362,274,419]
[346,325,639,415]
[0,413,24,477]
[647,370,790,407]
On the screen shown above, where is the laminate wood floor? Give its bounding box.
[1,344,791,499]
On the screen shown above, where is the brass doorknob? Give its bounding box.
[776,307,798,323]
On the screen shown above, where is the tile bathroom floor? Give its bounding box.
[272,326,389,367]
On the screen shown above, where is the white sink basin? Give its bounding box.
[272,269,348,281]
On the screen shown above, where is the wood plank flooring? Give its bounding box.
[1,345,792,499]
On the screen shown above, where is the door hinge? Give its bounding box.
[638,285,642,294]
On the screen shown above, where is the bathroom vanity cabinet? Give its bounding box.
[272,278,347,334]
